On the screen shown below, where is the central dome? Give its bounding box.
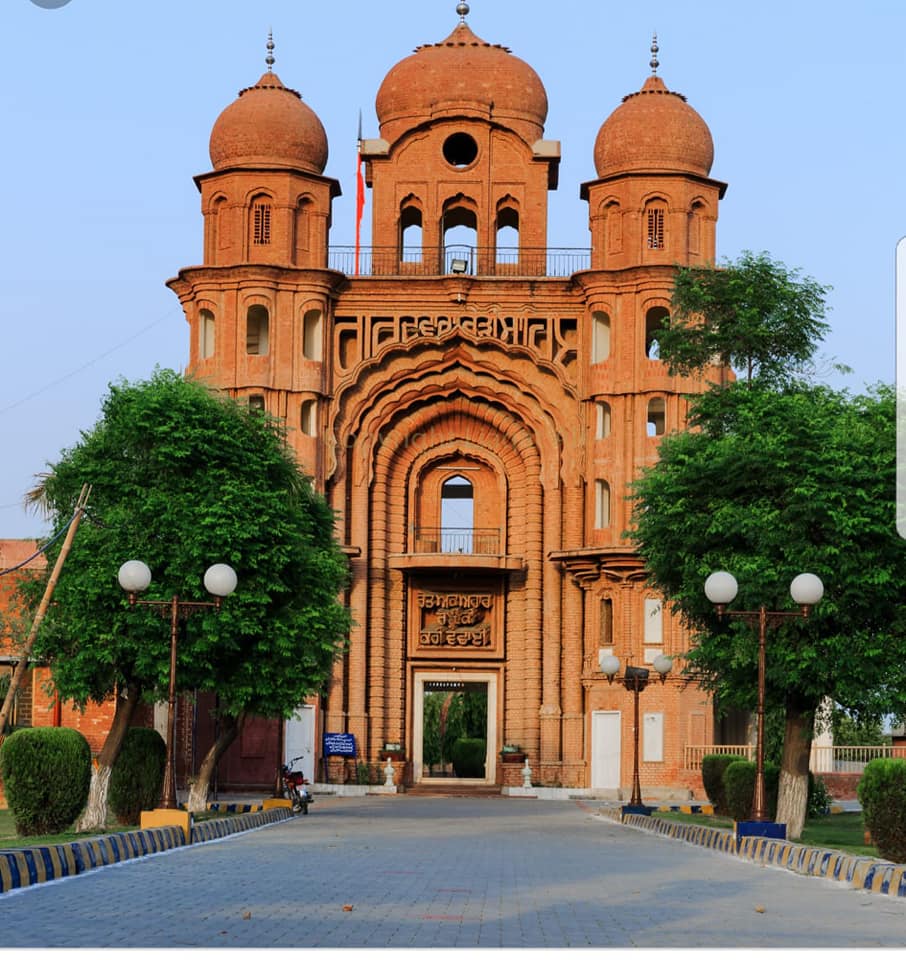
[375,21,548,145]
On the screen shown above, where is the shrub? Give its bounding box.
[0,727,91,836]
[701,754,746,814]
[450,738,486,778]
[858,758,906,863]
[109,728,166,824]
[723,759,779,821]
[807,772,832,819]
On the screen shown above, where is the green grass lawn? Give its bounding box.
[653,810,876,858]
[0,806,243,850]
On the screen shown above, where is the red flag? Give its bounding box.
[354,112,365,276]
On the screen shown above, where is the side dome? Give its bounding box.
[209,71,328,174]
[375,21,548,145]
[594,75,714,178]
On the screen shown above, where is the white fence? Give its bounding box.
[684,743,906,773]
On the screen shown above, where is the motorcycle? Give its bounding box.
[280,756,314,814]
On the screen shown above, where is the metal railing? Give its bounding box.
[413,527,500,555]
[329,245,591,278]
[685,742,906,773]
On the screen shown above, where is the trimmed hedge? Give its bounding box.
[109,727,167,824]
[723,759,779,821]
[0,727,91,836]
[858,758,906,863]
[450,738,486,778]
[701,754,746,814]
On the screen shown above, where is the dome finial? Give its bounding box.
[265,29,275,72]
[456,2,470,23]
[650,32,659,75]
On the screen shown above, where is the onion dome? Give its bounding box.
[375,8,548,145]
[209,36,328,174]
[593,43,714,179]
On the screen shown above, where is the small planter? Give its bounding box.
[379,750,405,762]
[500,751,526,764]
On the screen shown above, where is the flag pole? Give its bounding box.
[354,110,364,276]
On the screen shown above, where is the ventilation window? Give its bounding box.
[199,309,215,360]
[594,479,611,529]
[248,394,265,412]
[592,312,611,363]
[246,305,269,355]
[595,401,611,439]
[253,201,272,245]
[646,204,666,250]
[300,399,317,436]
[600,597,614,646]
[647,397,666,436]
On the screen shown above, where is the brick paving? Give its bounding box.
[0,796,905,948]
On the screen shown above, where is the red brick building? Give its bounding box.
[164,6,729,797]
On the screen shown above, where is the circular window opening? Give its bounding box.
[443,133,478,168]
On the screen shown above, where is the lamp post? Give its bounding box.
[704,571,824,826]
[599,651,674,810]
[118,560,237,810]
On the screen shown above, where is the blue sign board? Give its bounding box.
[323,732,357,757]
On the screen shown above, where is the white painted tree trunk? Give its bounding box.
[76,764,112,832]
[185,711,244,813]
[775,702,813,840]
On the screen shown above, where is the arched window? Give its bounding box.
[495,205,519,265]
[246,305,269,355]
[645,200,667,251]
[300,398,317,436]
[645,307,669,359]
[294,197,312,262]
[593,312,611,363]
[595,401,611,439]
[603,201,622,254]
[647,397,666,436]
[302,310,322,361]
[594,479,611,529]
[210,196,228,263]
[251,196,272,247]
[688,200,705,257]
[442,199,477,273]
[441,474,474,552]
[199,309,215,360]
[400,205,423,263]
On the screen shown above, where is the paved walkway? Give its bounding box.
[0,796,904,949]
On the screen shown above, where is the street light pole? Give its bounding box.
[118,561,237,810]
[599,653,674,811]
[705,571,824,823]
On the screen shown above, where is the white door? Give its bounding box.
[591,710,621,789]
[284,705,316,783]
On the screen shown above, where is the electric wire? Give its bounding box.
[0,509,77,576]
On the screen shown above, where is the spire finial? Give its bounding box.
[650,32,659,75]
[456,2,470,23]
[266,29,275,72]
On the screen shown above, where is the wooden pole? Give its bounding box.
[0,484,91,740]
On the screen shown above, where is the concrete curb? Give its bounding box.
[605,810,906,899]
[0,805,294,894]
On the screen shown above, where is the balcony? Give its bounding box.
[329,245,591,279]
[388,526,524,573]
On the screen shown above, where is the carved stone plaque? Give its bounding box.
[410,588,502,658]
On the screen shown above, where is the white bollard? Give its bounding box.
[522,757,533,789]
[384,759,395,787]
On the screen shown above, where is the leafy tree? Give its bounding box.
[20,369,350,822]
[629,381,905,838]
[657,251,830,384]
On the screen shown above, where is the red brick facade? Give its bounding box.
[165,13,731,795]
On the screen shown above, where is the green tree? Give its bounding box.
[629,382,905,838]
[20,369,350,822]
[658,251,830,384]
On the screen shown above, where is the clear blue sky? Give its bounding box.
[1,0,901,539]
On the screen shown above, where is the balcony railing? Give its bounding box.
[329,245,591,278]
[413,527,500,555]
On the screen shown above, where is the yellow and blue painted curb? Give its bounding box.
[0,805,293,895]
[606,810,906,899]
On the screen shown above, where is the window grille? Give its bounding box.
[253,203,272,245]
[647,207,665,250]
